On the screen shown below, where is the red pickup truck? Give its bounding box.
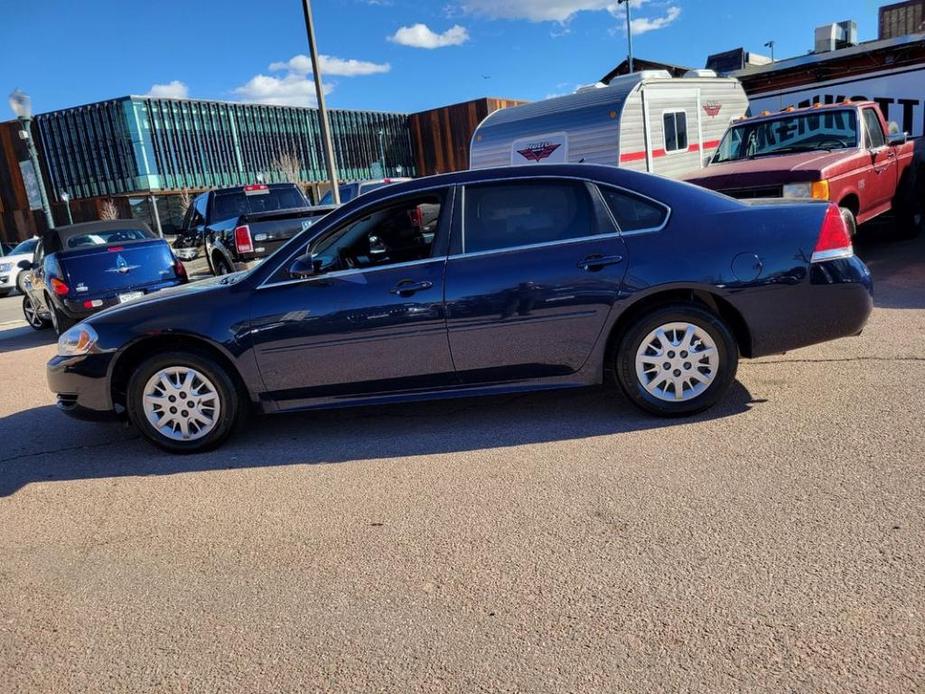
[683,102,923,237]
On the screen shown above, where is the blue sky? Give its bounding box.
[2,0,887,115]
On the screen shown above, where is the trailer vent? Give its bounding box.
[814,20,859,53]
[683,69,718,78]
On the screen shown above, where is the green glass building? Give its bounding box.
[34,96,414,204]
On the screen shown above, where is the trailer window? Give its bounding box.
[599,188,668,232]
[663,111,688,152]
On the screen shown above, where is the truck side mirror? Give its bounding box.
[17,259,32,271]
[888,132,908,146]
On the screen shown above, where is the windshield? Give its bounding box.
[320,184,357,206]
[213,186,308,221]
[9,238,37,256]
[713,110,859,163]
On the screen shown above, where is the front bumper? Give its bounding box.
[47,352,120,420]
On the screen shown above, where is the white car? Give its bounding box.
[0,237,38,298]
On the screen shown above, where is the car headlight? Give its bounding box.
[783,181,830,200]
[58,324,99,357]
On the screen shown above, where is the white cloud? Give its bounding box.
[629,5,681,34]
[268,54,390,77]
[232,52,389,107]
[389,23,470,48]
[459,0,677,32]
[146,80,189,99]
[233,74,333,108]
[459,0,614,22]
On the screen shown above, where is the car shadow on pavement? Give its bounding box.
[0,382,760,496]
[0,324,56,355]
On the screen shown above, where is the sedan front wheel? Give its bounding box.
[128,351,243,452]
[615,304,738,416]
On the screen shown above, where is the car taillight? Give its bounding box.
[811,204,853,263]
[234,225,254,254]
[51,277,69,296]
[174,257,188,281]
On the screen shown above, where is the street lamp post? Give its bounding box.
[60,191,73,225]
[617,0,634,74]
[8,89,55,230]
[764,40,776,63]
[300,0,341,206]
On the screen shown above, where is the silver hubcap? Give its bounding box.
[142,367,222,442]
[635,321,719,402]
[23,297,42,328]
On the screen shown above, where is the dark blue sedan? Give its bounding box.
[47,165,872,452]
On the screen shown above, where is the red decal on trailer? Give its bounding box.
[703,102,722,118]
[516,143,562,162]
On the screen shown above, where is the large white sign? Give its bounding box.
[749,66,925,137]
[510,131,569,165]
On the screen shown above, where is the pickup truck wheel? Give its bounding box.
[128,351,243,453]
[839,207,857,238]
[615,304,738,417]
[213,254,233,275]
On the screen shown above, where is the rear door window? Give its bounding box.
[66,228,155,249]
[462,180,595,254]
[599,187,669,232]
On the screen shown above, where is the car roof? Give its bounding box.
[43,220,155,248]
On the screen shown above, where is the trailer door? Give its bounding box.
[641,87,703,177]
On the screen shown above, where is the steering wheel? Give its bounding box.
[817,139,847,149]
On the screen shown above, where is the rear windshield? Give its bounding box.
[213,187,308,220]
[66,228,154,249]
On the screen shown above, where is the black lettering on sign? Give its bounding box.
[897,99,917,134]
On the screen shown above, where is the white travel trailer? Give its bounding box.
[469,70,749,178]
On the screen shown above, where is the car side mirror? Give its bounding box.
[289,255,317,280]
[17,259,32,271]
[888,132,908,146]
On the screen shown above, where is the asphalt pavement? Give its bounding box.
[0,232,923,692]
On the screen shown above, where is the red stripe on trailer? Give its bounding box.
[619,139,722,164]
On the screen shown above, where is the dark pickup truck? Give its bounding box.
[173,183,335,275]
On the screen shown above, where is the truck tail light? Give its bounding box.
[811,204,853,263]
[234,225,254,254]
[51,277,70,296]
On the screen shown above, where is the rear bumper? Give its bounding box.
[47,352,119,419]
[739,255,874,357]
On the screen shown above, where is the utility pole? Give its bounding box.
[60,191,74,225]
[618,0,634,73]
[301,0,340,205]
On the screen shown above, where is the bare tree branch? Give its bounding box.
[99,199,119,220]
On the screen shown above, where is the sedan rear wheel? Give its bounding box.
[22,294,50,330]
[128,351,242,453]
[615,304,738,416]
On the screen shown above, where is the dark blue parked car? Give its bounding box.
[47,165,872,452]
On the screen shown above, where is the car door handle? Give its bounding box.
[577,254,624,271]
[389,279,433,296]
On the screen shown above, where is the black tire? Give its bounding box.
[22,294,51,330]
[48,297,75,336]
[840,207,858,238]
[127,350,244,453]
[614,304,739,417]
[212,253,233,275]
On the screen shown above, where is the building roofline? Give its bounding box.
[729,32,925,78]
